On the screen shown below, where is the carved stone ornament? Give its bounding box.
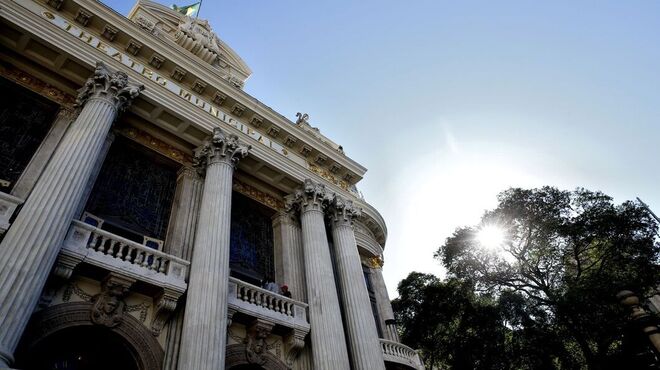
[75,61,144,114]
[329,194,362,226]
[174,16,223,65]
[193,127,251,174]
[90,274,135,328]
[286,179,332,214]
[244,320,274,366]
[150,289,180,336]
[285,330,306,369]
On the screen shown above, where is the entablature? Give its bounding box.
[30,0,366,187]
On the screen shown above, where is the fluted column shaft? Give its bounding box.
[178,128,250,370]
[288,179,350,370]
[273,211,307,302]
[163,167,203,370]
[371,267,400,342]
[329,196,386,370]
[0,62,143,367]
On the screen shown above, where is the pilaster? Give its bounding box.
[0,61,143,367]
[272,210,307,302]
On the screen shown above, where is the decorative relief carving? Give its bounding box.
[267,126,280,138]
[46,0,63,10]
[307,162,350,191]
[135,16,158,35]
[329,194,361,226]
[194,127,251,173]
[284,136,297,148]
[363,255,384,269]
[232,103,246,117]
[102,24,118,41]
[149,54,165,69]
[0,65,75,107]
[120,127,192,164]
[285,330,306,369]
[62,282,93,303]
[213,91,227,105]
[299,145,312,157]
[126,301,151,323]
[314,154,327,165]
[126,39,143,56]
[151,289,180,336]
[245,320,275,366]
[171,67,186,82]
[286,179,331,213]
[233,178,285,210]
[74,8,93,26]
[90,274,135,328]
[75,61,144,114]
[192,80,207,94]
[250,114,264,128]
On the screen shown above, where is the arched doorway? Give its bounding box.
[17,325,139,370]
[16,302,163,370]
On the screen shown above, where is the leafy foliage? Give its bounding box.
[393,187,660,369]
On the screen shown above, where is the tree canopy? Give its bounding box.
[393,187,660,369]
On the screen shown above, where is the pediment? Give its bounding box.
[127,0,252,87]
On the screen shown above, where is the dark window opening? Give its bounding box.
[363,265,384,338]
[85,136,178,244]
[229,192,275,286]
[0,77,59,193]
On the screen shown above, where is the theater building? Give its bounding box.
[0,0,424,369]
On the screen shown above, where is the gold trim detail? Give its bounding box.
[119,127,193,164]
[308,162,349,191]
[0,64,75,107]
[233,178,285,210]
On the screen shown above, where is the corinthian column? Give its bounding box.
[178,128,250,370]
[329,195,386,370]
[287,179,350,370]
[0,62,143,367]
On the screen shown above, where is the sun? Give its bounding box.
[477,225,505,250]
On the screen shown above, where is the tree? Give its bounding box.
[394,187,660,369]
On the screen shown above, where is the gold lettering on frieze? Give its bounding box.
[120,127,192,165]
[232,179,285,210]
[307,162,349,191]
[0,65,75,107]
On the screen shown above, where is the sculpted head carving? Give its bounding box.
[244,321,273,365]
[90,278,130,328]
[75,61,144,113]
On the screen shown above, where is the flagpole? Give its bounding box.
[195,0,204,18]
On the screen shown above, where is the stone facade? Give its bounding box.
[0,0,424,369]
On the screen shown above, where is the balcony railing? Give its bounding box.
[228,277,310,332]
[61,220,189,292]
[380,339,425,370]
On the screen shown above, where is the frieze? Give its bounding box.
[233,178,285,210]
[0,64,75,107]
[308,162,349,191]
[120,127,193,164]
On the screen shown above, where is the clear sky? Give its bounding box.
[105,0,660,298]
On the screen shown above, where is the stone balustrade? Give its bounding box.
[60,220,189,292]
[228,277,310,332]
[380,339,425,370]
[0,192,24,235]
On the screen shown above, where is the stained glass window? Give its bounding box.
[85,137,177,242]
[229,193,275,285]
[0,77,58,193]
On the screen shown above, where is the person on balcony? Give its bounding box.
[280,285,292,298]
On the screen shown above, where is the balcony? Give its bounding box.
[228,277,310,334]
[59,220,189,293]
[380,339,425,370]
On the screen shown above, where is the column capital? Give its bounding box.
[328,194,361,227]
[75,61,144,114]
[286,179,332,214]
[193,127,251,175]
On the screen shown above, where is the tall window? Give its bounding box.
[0,77,58,193]
[229,193,275,286]
[85,137,178,243]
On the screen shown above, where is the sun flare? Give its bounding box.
[477,225,505,250]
